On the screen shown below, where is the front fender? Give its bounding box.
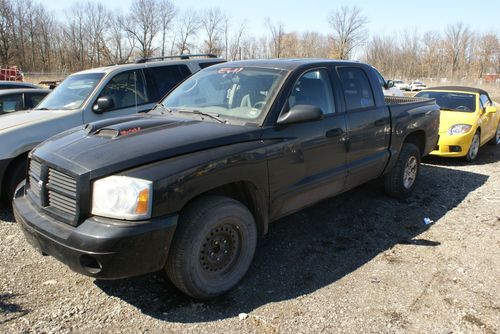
[121,141,269,219]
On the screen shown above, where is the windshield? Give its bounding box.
[159,66,287,123]
[416,91,476,112]
[36,73,104,110]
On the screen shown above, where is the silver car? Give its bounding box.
[0,55,225,200]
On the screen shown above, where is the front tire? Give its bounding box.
[384,143,421,199]
[465,131,480,162]
[165,196,257,299]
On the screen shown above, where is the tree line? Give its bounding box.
[0,0,499,81]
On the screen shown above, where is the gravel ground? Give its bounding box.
[1,145,499,334]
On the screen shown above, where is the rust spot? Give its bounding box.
[120,127,141,136]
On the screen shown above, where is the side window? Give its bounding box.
[99,70,149,110]
[0,93,23,113]
[26,93,47,108]
[338,67,375,110]
[288,69,335,114]
[479,94,490,109]
[373,69,387,88]
[145,65,191,98]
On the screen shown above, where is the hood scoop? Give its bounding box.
[86,115,195,139]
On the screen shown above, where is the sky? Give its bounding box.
[44,0,500,37]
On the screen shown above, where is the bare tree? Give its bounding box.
[201,8,225,55]
[104,13,136,64]
[475,33,499,78]
[327,6,367,59]
[126,0,160,58]
[265,17,285,58]
[158,0,176,57]
[176,10,200,55]
[445,22,473,79]
[0,0,15,64]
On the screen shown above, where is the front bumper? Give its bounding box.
[13,187,178,279]
[429,131,474,157]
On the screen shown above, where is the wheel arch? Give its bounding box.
[403,130,426,156]
[1,151,29,199]
[180,181,269,235]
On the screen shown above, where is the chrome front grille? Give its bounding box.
[47,168,77,219]
[27,158,80,225]
[28,159,42,204]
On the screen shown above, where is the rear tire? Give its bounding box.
[3,158,27,202]
[487,122,500,146]
[384,143,421,199]
[165,195,257,299]
[465,131,480,162]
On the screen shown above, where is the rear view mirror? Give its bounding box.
[93,96,114,113]
[277,105,323,125]
[485,105,497,114]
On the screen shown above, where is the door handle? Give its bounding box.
[374,118,387,126]
[326,128,344,138]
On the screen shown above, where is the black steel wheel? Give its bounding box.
[165,196,257,299]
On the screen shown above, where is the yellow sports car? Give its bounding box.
[415,86,500,161]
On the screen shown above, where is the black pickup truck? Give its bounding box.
[14,59,439,299]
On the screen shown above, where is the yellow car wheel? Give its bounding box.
[465,131,480,162]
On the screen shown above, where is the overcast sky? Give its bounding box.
[45,0,499,37]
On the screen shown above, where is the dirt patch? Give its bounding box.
[1,145,499,333]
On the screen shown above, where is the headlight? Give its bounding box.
[91,176,152,220]
[448,124,472,135]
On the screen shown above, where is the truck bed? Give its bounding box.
[384,96,434,105]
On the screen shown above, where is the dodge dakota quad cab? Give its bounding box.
[14,59,440,299]
[0,54,224,200]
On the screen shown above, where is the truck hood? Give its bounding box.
[0,109,68,132]
[33,114,263,178]
[438,110,477,134]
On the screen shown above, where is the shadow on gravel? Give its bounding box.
[0,294,29,325]
[96,163,489,323]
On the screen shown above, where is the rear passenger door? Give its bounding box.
[144,64,192,100]
[25,92,47,109]
[336,66,390,189]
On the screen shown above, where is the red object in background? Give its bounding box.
[483,74,499,83]
[0,66,24,81]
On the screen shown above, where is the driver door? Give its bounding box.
[479,94,495,142]
[266,68,348,219]
[83,69,155,123]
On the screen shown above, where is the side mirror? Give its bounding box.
[485,105,497,114]
[386,80,394,88]
[93,96,114,113]
[277,104,323,125]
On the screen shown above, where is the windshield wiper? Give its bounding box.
[177,109,228,124]
[34,107,49,110]
[152,104,172,115]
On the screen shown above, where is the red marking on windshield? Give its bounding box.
[217,68,244,74]
[120,127,141,136]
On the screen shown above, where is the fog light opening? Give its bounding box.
[80,255,102,274]
[449,146,462,152]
